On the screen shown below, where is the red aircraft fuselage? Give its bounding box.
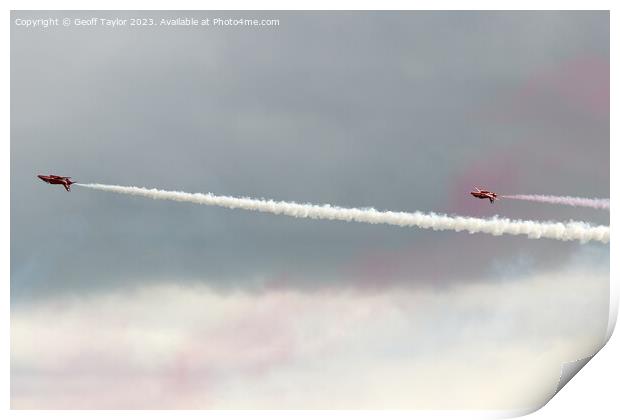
[470,187,499,203]
[37,174,75,191]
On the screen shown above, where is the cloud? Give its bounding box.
[11,255,608,409]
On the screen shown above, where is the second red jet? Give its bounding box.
[470,186,499,203]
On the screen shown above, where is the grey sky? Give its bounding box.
[11,11,609,300]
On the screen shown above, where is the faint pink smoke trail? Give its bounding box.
[502,195,609,210]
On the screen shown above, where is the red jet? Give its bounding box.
[470,186,499,203]
[37,174,75,191]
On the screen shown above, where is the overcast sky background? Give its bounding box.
[11,11,609,409]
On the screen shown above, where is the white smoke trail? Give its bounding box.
[76,184,609,244]
[503,194,609,210]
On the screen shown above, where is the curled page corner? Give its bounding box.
[555,354,595,395]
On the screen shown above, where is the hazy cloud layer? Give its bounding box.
[11,250,608,409]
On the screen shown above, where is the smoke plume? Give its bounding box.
[502,195,609,210]
[76,184,609,244]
